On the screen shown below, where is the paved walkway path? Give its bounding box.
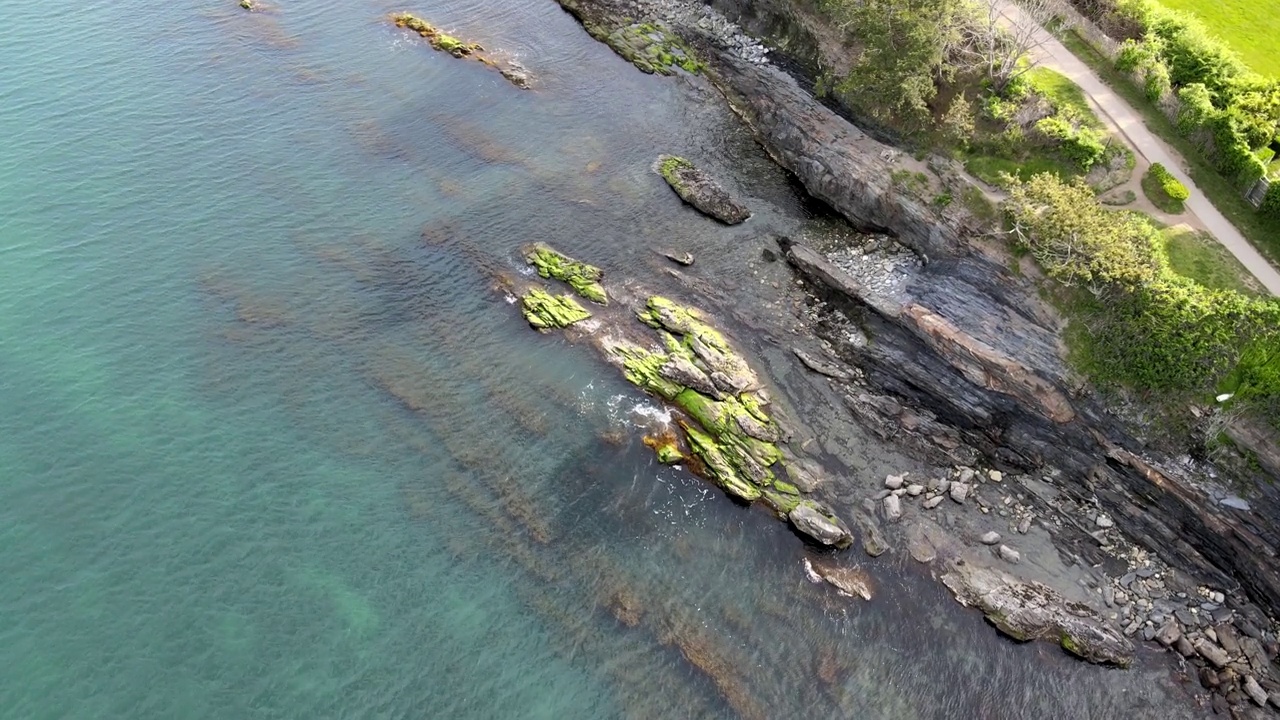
[998,1,1280,296]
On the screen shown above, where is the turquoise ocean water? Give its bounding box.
[0,1,1202,717]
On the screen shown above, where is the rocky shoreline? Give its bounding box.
[552,0,1280,714]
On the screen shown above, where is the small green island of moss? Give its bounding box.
[521,288,592,329]
[525,243,608,304]
[392,13,482,57]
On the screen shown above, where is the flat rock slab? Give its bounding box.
[941,562,1133,666]
[655,155,750,225]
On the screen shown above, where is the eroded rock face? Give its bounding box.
[942,562,1134,667]
[656,155,751,225]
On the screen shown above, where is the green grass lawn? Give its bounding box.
[1024,68,1103,128]
[1162,225,1265,295]
[1156,0,1280,78]
[962,153,1077,186]
[1055,28,1280,263]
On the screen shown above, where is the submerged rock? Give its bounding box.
[392,13,532,89]
[809,558,873,599]
[393,13,482,57]
[942,562,1133,666]
[655,155,751,225]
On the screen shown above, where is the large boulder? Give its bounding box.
[941,562,1133,666]
[789,502,854,548]
[656,155,751,225]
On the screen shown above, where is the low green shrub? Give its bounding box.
[1150,162,1190,200]
[1034,116,1108,169]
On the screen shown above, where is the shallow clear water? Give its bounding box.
[0,1,1200,718]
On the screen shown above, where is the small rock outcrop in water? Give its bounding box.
[520,288,592,330]
[525,243,608,304]
[656,155,751,225]
[506,245,852,549]
[391,13,531,89]
[942,562,1134,666]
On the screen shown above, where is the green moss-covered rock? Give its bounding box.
[604,340,684,400]
[392,13,483,57]
[655,155,752,225]
[525,244,608,305]
[638,297,758,393]
[603,22,703,76]
[683,422,761,501]
[521,288,591,329]
[761,488,801,515]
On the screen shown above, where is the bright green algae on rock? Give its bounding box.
[521,288,591,329]
[505,252,848,545]
[525,244,608,305]
[603,296,787,501]
[391,13,484,58]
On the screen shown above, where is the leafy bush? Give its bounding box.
[1034,117,1108,169]
[1149,162,1190,200]
[1143,60,1171,101]
[1262,182,1280,219]
[1175,82,1217,136]
[1004,172,1280,424]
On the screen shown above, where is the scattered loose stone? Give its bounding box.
[997,545,1021,564]
[1096,515,1114,529]
[1155,620,1181,646]
[883,494,902,523]
[906,483,925,496]
[1142,625,1157,642]
[885,474,904,490]
[1196,639,1231,668]
[923,496,944,509]
[988,470,1003,482]
[980,531,1002,545]
[950,482,970,504]
[661,249,695,266]
[1017,517,1032,534]
[1245,675,1270,707]
[1175,636,1196,657]
[958,468,975,484]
